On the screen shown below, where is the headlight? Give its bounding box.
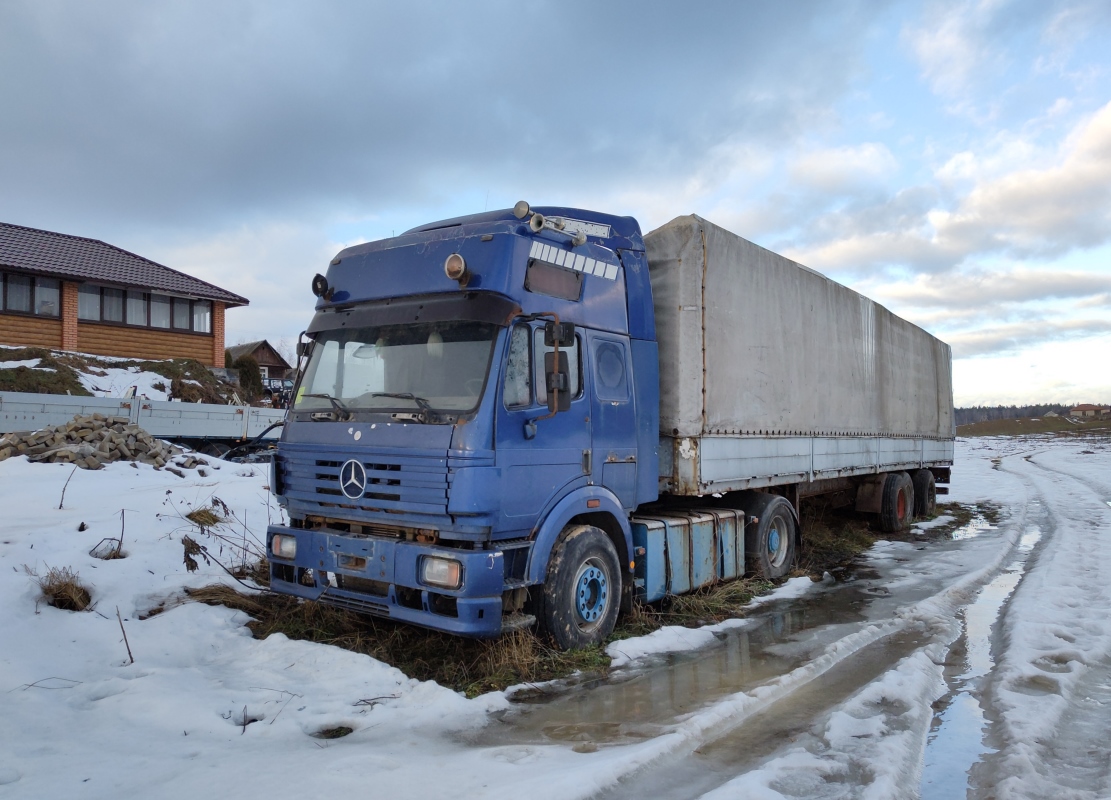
[420,556,462,589]
[271,534,297,560]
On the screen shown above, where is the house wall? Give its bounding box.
[76,323,213,364]
[0,314,63,349]
[212,302,225,368]
[61,281,78,350]
[4,282,227,366]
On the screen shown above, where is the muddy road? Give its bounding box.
[471,437,1111,799]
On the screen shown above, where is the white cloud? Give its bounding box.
[953,332,1111,405]
[789,143,898,192]
[903,0,1008,98]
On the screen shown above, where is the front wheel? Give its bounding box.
[538,525,621,650]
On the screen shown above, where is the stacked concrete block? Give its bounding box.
[0,413,190,470]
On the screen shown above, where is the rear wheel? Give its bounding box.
[538,525,621,650]
[912,469,936,518]
[880,472,914,531]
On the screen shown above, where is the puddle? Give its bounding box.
[920,523,1042,799]
[950,511,994,541]
[479,525,1001,751]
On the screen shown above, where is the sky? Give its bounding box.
[1,0,1110,407]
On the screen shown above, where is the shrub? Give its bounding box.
[232,355,263,401]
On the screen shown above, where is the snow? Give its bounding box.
[77,365,171,400]
[2,433,1110,798]
[0,358,47,369]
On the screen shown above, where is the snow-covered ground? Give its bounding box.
[1,434,1109,799]
[1,344,180,399]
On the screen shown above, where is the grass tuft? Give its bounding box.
[28,565,92,611]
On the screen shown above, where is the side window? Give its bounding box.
[593,340,628,401]
[534,328,581,405]
[503,325,531,407]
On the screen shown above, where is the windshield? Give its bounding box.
[294,320,499,415]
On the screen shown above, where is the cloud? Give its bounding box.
[0,0,887,237]
[874,268,1111,308]
[789,143,898,192]
[903,0,1010,98]
[947,318,1111,357]
[780,99,1111,275]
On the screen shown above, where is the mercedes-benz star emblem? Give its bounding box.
[339,459,367,499]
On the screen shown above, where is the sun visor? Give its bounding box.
[307,292,521,334]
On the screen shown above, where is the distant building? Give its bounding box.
[1069,404,1109,418]
[1042,411,1059,418]
[225,339,293,380]
[0,222,247,366]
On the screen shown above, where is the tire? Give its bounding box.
[880,472,914,532]
[743,494,797,580]
[912,469,936,518]
[538,525,621,650]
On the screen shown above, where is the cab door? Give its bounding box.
[494,323,590,533]
[588,333,637,509]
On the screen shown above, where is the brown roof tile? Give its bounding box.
[0,222,248,307]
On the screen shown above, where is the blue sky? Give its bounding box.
[2,0,1109,406]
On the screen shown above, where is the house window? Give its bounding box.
[1,272,58,317]
[193,300,211,333]
[75,283,214,334]
[150,294,171,328]
[4,274,32,313]
[102,288,124,322]
[78,285,101,320]
[259,366,269,380]
[35,279,60,316]
[126,290,147,325]
[172,297,190,329]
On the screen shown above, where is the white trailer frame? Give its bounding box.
[0,391,284,441]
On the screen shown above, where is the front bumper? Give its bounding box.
[266,524,506,637]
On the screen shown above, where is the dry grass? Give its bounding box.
[29,565,92,611]
[185,585,608,697]
[184,500,990,695]
[185,508,224,528]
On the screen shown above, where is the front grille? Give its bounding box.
[279,446,449,520]
[319,592,390,617]
[336,575,389,597]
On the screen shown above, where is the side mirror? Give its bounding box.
[544,321,575,347]
[545,351,571,413]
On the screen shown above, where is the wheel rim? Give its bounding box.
[574,558,609,629]
[767,514,790,569]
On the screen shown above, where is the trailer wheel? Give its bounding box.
[880,472,914,531]
[912,469,936,518]
[744,495,797,580]
[538,525,621,650]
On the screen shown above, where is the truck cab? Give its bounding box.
[267,204,659,646]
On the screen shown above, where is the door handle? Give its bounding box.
[582,449,592,474]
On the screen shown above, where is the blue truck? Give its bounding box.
[266,204,954,648]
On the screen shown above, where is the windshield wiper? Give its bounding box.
[365,392,440,423]
[302,393,352,421]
